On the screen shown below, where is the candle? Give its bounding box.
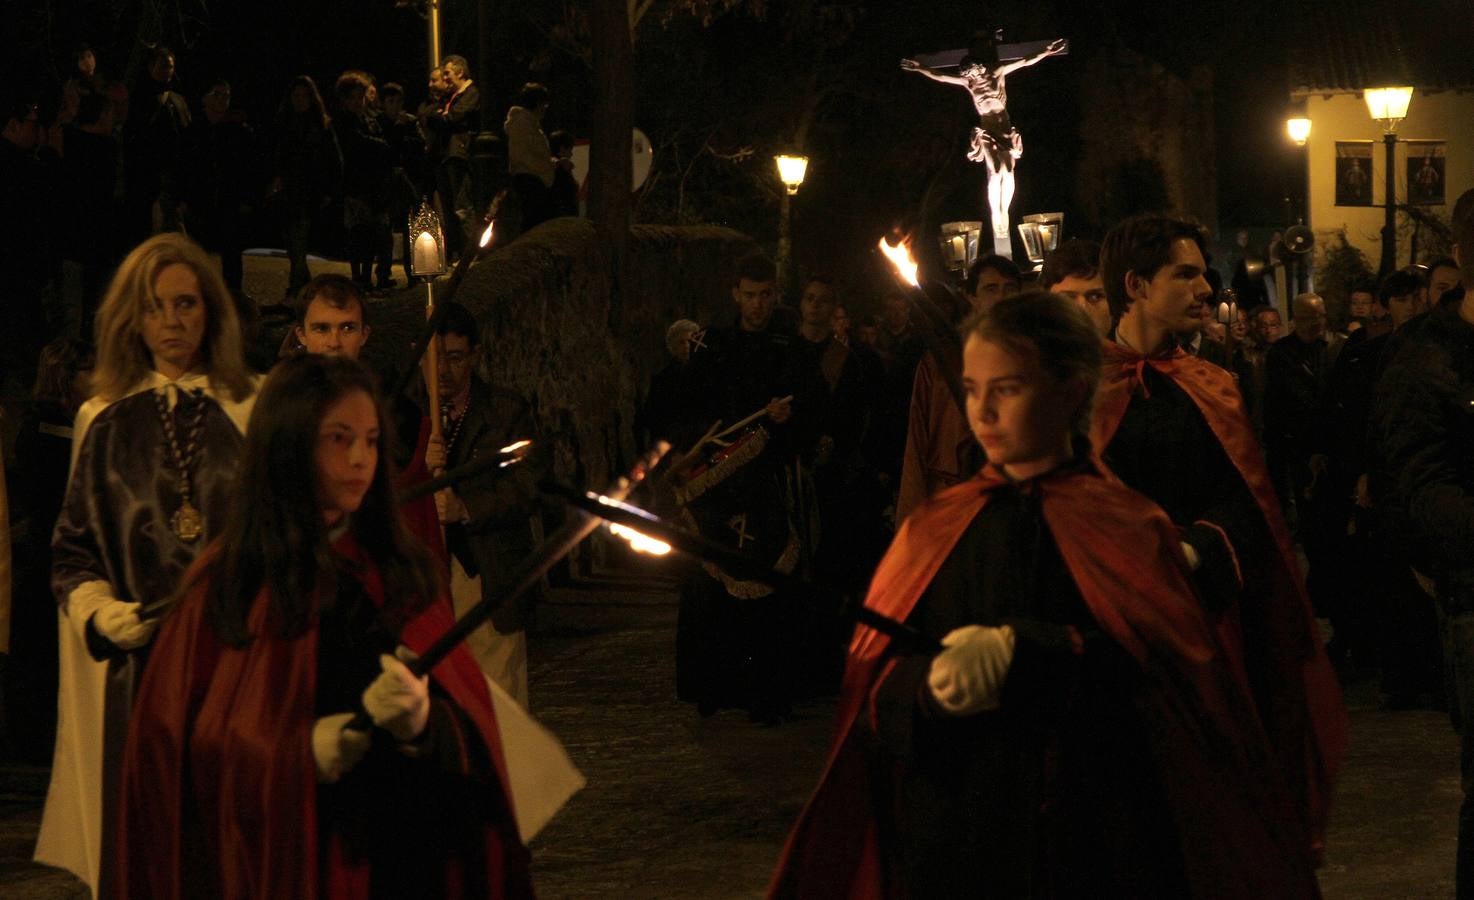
[413,231,439,274]
[1217,301,1231,324]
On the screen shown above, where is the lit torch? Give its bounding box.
[608,522,672,556]
[876,232,970,419]
[549,483,942,653]
[877,235,920,287]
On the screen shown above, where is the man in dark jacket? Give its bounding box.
[185,79,254,294]
[1374,187,1474,896]
[1264,292,1344,622]
[431,55,481,258]
[1326,270,1432,688]
[123,46,189,242]
[332,72,393,293]
[431,301,542,705]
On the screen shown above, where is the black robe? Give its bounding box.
[870,479,1184,897]
[1100,365,1265,612]
[38,376,254,896]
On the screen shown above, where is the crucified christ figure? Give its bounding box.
[902,35,1067,241]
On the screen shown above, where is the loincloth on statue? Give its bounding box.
[968,124,1023,165]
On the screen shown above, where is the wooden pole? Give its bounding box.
[425,280,442,444]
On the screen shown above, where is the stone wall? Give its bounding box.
[372,219,755,490]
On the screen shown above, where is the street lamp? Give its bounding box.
[1284,114,1313,294]
[1286,116,1311,146]
[1363,85,1414,276]
[775,154,809,194]
[774,154,809,298]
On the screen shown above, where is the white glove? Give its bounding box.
[927,624,1016,716]
[93,600,160,650]
[312,712,372,783]
[362,649,431,742]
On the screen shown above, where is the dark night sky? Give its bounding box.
[2,0,1323,286]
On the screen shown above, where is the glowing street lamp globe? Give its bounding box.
[1363,86,1414,133]
[775,154,809,195]
[1286,116,1311,146]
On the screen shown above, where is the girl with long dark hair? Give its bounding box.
[117,355,531,898]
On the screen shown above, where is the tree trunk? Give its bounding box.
[588,0,634,325]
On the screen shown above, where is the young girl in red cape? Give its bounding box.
[116,354,533,899]
[769,292,1325,899]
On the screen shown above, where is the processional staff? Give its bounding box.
[407,201,450,445]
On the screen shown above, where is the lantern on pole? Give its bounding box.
[1016,212,1063,274]
[774,154,810,299]
[775,154,809,195]
[408,200,449,446]
[409,200,448,279]
[1363,85,1414,276]
[937,221,984,278]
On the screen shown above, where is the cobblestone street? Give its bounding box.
[1,573,1464,898]
[526,583,1462,899]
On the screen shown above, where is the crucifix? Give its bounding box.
[902,30,1068,258]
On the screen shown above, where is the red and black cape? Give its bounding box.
[116,533,531,899]
[770,461,1319,899]
[1092,343,1348,854]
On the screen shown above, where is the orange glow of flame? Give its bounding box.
[877,236,919,287]
[608,522,672,556]
[497,439,532,467]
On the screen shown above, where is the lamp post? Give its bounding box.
[775,154,808,298]
[1284,114,1312,295]
[1364,86,1414,277]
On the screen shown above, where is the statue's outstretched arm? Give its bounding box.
[995,37,1067,77]
[900,58,969,86]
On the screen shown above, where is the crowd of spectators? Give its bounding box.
[0,42,572,397]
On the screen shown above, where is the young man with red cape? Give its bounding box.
[1091,214,1347,859]
[771,293,1321,899]
[116,356,531,899]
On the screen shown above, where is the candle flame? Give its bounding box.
[479,221,495,248]
[609,522,672,556]
[877,236,919,287]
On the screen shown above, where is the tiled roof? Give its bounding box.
[1289,0,1474,93]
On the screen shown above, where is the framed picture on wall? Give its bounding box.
[1335,142,1374,207]
[1406,141,1447,206]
